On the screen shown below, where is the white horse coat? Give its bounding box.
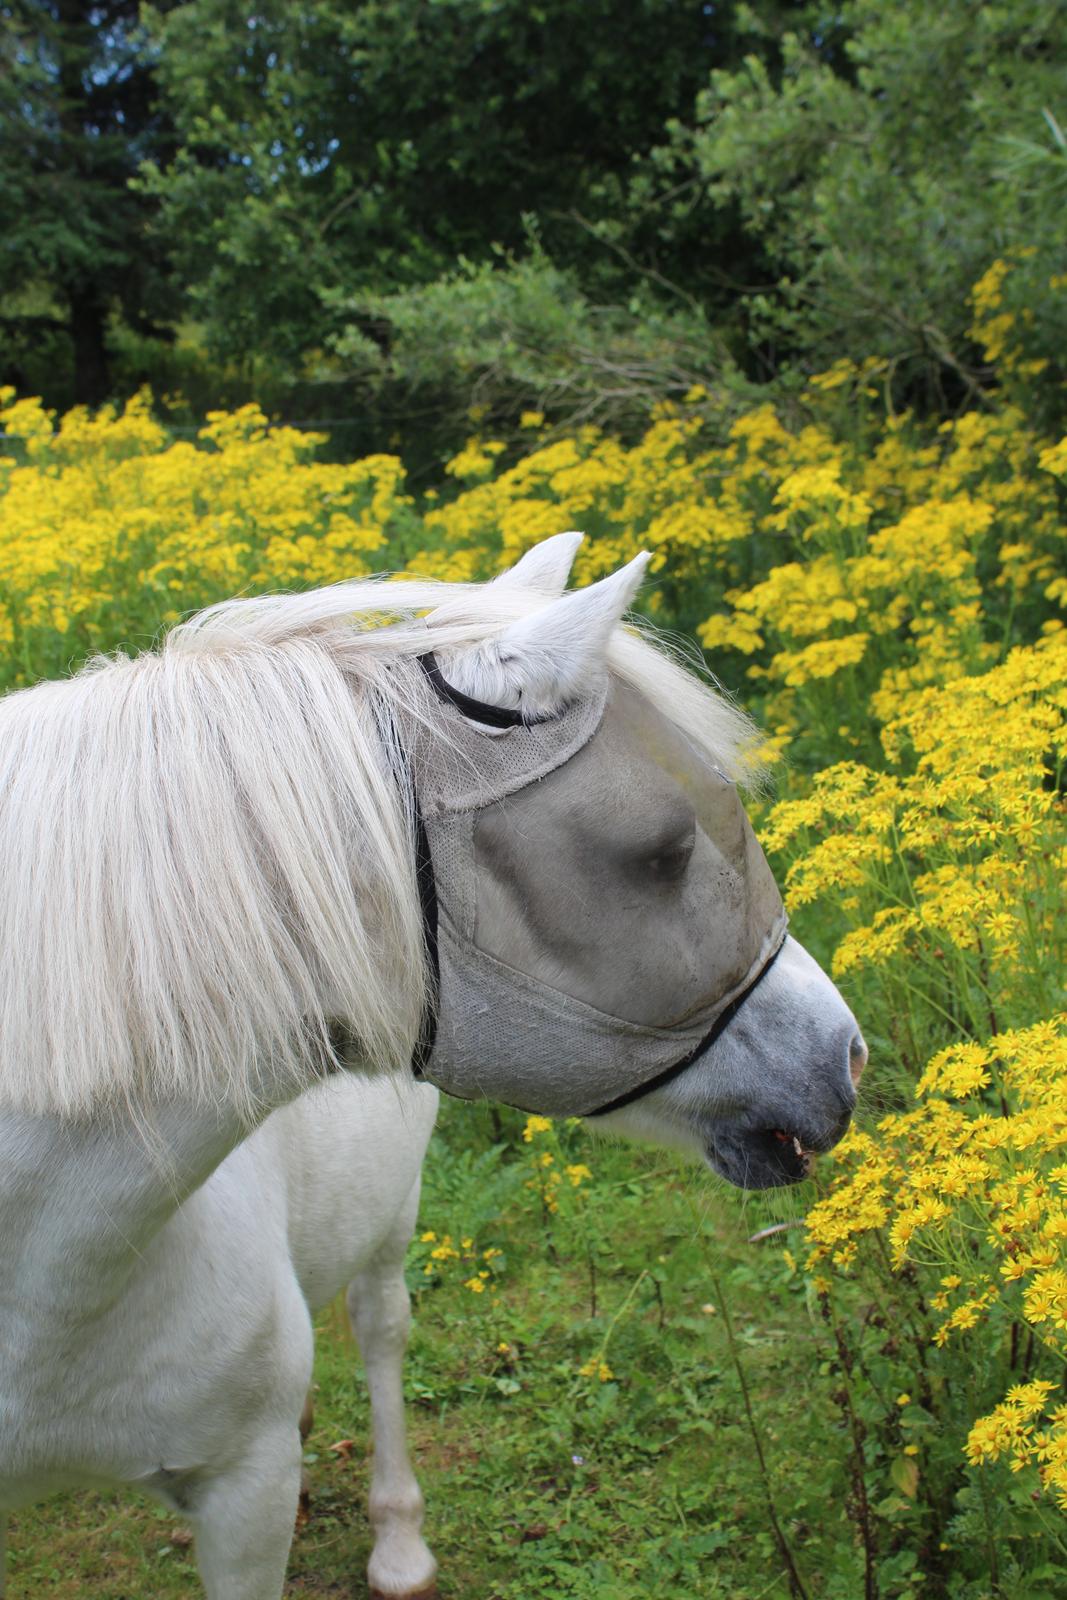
[0,1077,440,1599]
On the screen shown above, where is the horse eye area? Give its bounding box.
[647,832,695,883]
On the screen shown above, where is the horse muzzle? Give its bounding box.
[704,1028,866,1189]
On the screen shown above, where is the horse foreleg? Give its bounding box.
[188,1426,302,1600]
[347,1243,437,1600]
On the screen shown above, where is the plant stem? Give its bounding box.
[977,1457,1000,1592]
[712,1273,812,1600]
[821,1293,878,1600]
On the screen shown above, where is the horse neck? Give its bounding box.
[0,1097,259,1321]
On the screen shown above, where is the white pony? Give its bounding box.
[0,534,865,1598]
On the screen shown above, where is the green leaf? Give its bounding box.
[890,1454,919,1499]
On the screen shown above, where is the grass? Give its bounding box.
[6,1099,867,1599]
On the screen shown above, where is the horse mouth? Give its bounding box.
[705,1124,832,1189]
[772,1127,815,1175]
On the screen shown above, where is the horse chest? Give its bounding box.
[0,1126,310,1510]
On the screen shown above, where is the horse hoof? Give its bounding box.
[369,1587,438,1600]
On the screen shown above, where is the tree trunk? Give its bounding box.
[68,287,110,406]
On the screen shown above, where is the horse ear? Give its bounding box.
[493,553,650,706]
[493,532,583,596]
[438,553,649,715]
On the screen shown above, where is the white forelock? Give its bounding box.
[0,569,758,1117]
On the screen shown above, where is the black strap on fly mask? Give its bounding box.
[410,650,561,1069]
[411,648,537,1074]
[585,934,785,1117]
[410,789,439,1076]
[418,651,558,729]
[409,651,561,1076]
[361,679,438,1077]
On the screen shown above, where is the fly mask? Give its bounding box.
[405,653,787,1118]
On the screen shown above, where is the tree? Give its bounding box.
[138,0,777,371]
[0,0,178,404]
[652,0,1067,404]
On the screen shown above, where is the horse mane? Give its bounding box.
[0,575,756,1118]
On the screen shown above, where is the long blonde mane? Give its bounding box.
[0,576,755,1118]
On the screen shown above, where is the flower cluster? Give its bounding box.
[0,390,416,690]
[416,1230,504,1295]
[521,1114,592,1216]
[737,387,1066,1469]
[966,1381,1067,1507]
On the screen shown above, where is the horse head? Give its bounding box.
[409,534,866,1189]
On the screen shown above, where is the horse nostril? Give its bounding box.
[849,1032,868,1086]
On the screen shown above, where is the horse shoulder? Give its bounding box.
[254,1077,438,1314]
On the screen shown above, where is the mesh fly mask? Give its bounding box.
[404,654,787,1119]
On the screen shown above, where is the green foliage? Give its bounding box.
[327,245,742,450]
[8,0,1067,438]
[654,0,1067,411]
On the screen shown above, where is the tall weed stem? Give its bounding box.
[711,1272,811,1600]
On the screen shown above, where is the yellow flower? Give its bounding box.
[579,1359,614,1382]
